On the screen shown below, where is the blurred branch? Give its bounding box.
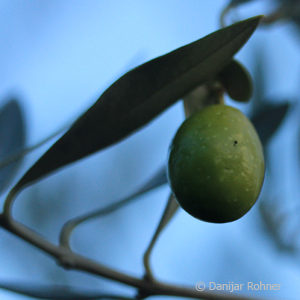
[59,166,167,249]
[0,280,134,300]
[259,196,300,254]
[220,1,254,27]
[250,45,267,114]
[221,0,300,28]
[0,120,71,170]
[258,200,295,253]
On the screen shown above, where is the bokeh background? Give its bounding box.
[1,0,300,299]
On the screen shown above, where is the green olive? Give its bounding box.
[167,104,265,223]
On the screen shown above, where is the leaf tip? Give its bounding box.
[243,15,264,28]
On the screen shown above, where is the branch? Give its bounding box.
[0,84,259,299]
[143,193,179,280]
[0,121,71,170]
[59,166,167,249]
[0,280,134,300]
[0,214,257,300]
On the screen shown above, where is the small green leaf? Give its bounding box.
[0,99,26,194]
[251,103,289,145]
[14,16,262,191]
[218,59,253,102]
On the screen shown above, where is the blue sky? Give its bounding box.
[1,1,300,299]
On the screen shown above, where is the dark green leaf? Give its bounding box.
[0,99,26,194]
[0,281,133,300]
[15,16,262,191]
[251,103,289,145]
[218,59,253,102]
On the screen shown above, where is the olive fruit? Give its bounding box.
[167,104,265,223]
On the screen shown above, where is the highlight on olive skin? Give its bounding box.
[167,104,265,223]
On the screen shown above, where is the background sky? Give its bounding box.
[1,1,300,299]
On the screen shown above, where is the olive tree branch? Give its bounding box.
[59,166,167,249]
[0,213,259,300]
[0,280,136,300]
[0,200,257,299]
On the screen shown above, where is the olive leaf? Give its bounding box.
[251,103,290,146]
[0,280,133,300]
[14,16,261,192]
[0,99,26,194]
[218,59,253,102]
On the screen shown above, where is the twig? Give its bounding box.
[143,193,179,280]
[59,166,167,249]
[0,121,71,170]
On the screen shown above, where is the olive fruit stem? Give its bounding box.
[183,82,224,118]
[143,80,224,277]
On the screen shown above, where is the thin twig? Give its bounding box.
[220,4,234,28]
[0,121,71,170]
[143,193,179,280]
[59,166,167,249]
